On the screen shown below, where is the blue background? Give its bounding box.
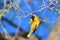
[0,0,60,40]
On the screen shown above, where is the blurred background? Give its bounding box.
[0,0,60,40]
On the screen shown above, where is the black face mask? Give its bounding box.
[31,15,35,21]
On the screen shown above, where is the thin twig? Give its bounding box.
[4,0,6,8]
[0,17,8,39]
[24,0,32,11]
[18,4,52,18]
[42,0,46,6]
[13,16,21,40]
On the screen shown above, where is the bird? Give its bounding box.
[27,14,41,38]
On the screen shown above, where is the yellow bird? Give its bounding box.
[27,14,41,38]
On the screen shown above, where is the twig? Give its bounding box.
[18,4,52,18]
[24,0,32,11]
[0,17,8,39]
[13,16,21,40]
[4,0,6,8]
